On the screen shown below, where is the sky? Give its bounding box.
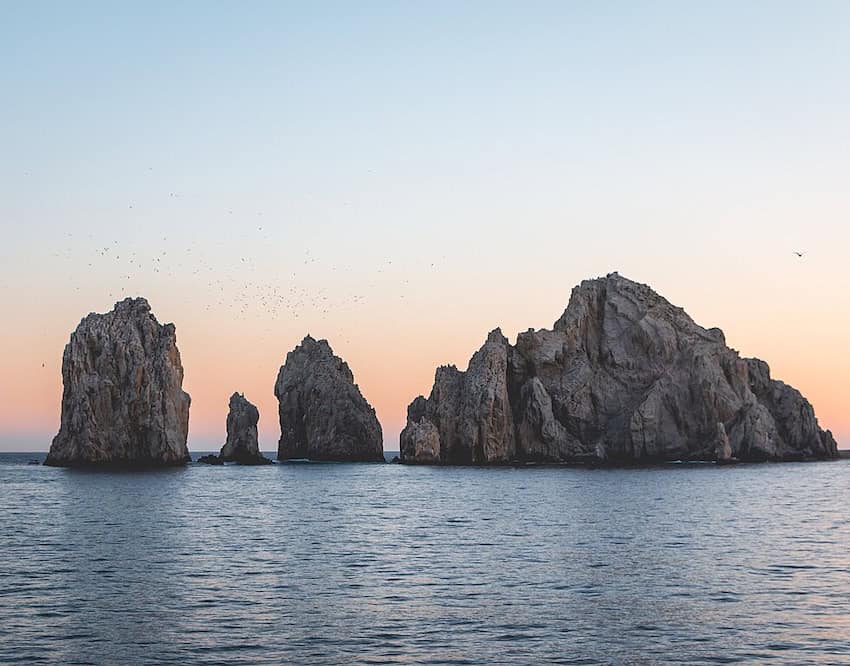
[0,1,848,452]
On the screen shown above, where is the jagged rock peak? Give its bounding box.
[555,272,698,333]
[217,392,270,465]
[401,273,837,465]
[274,336,383,462]
[113,295,152,312]
[401,326,515,464]
[45,297,191,467]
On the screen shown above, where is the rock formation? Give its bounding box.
[199,393,270,465]
[45,298,191,467]
[220,392,269,463]
[714,422,734,463]
[401,273,837,465]
[404,330,516,464]
[274,335,383,461]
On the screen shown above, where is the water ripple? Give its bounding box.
[0,454,849,664]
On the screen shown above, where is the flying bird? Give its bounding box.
[793,251,806,258]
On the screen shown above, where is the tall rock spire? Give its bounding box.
[45,297,191,467]
[274,336,383,462]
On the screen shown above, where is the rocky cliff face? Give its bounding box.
[401,273,837,465]
[403,330,516,464]
[218,393,270,464]
[274,336,383,461]
[45,298,191,467]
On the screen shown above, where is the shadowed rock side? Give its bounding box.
[199,393,271,465]
[274,335,384,461]
[401,273,837,465]
[45,298,191,467]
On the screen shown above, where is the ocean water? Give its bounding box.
[0,452,848,665]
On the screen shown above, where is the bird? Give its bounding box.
[793,251,806,258]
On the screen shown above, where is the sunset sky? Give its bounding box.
[1,2,848,451]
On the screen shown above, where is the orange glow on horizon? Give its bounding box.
[1,283,847,452]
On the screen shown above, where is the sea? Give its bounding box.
[1,451,848,665]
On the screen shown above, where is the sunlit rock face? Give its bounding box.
[218,392,270,465]
[401,273,837,465]
[274,336,383,462]
[45,298,191,467]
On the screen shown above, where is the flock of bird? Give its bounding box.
[45,190,451,342]
[39,178,809,361]
[58,242,430,322]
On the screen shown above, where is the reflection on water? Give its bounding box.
[1,453,849,665]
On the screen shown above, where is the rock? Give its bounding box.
[219,393,271,464]
[400,329,515,464]
[197,454,224,465]
[401,273,837,465]
[399,416,441,464]
[742,358,836,461]
[274,335,384,461]
[45,298,191,467]
[714,422,734,462]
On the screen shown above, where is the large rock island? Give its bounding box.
[45,297,191,467]
[400,273,837,465]
[274,335,383,461]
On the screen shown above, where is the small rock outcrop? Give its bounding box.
[45,298,191,467]
[219,393,270,464]
[714,422,734,462]
[274,335,383,461]
[401,273,837,465]
[197,393,271,465]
